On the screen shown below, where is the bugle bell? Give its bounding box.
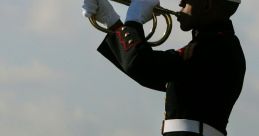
[88,0,180,47]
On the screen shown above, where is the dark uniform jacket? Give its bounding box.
[97,20,246,136]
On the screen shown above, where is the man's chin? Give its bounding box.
[180,25,192,31]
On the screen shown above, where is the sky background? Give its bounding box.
[0,0,258,136]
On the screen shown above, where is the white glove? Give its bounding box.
[82,0,120,27]
[125,0,160,24]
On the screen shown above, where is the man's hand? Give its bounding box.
[125,0,160,24]
[82,0,120,27]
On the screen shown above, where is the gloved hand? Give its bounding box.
[82,0,120,27]
[125,0,160,24]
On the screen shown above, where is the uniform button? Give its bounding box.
[128,39,134,45]
[124,32,130,37]
[165,83,168,88]
[121,26,126,31]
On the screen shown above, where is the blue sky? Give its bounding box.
[0,0,258,136]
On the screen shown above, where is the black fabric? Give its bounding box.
[97,20,246,136]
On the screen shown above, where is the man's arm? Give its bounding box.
[97,37,167,91]
[97,21,185,91]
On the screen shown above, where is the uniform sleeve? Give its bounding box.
[97,21,184,91]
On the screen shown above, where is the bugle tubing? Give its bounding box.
[89,0,179,46]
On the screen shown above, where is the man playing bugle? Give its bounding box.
[82,0,246,136]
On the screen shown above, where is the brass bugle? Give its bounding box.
[89,0,180,47]
[110,0,180,16]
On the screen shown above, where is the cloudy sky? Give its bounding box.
[0,0,258,136]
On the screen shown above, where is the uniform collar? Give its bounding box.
[192,20,235,39]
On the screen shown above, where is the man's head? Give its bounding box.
[177,0,240,31]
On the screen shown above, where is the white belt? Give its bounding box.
[162,119,225,136]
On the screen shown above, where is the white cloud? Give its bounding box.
[233,1,259,47]
[25,0,63,33]
[240,17,259,47]
[0,91,90,136]
[0,94,58,136]
[255,80,259,91]
[0,60,63,84]
[249,76,259,95]
[111,129,142,136]
[0,1,81,37]
[23,0,80,35]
